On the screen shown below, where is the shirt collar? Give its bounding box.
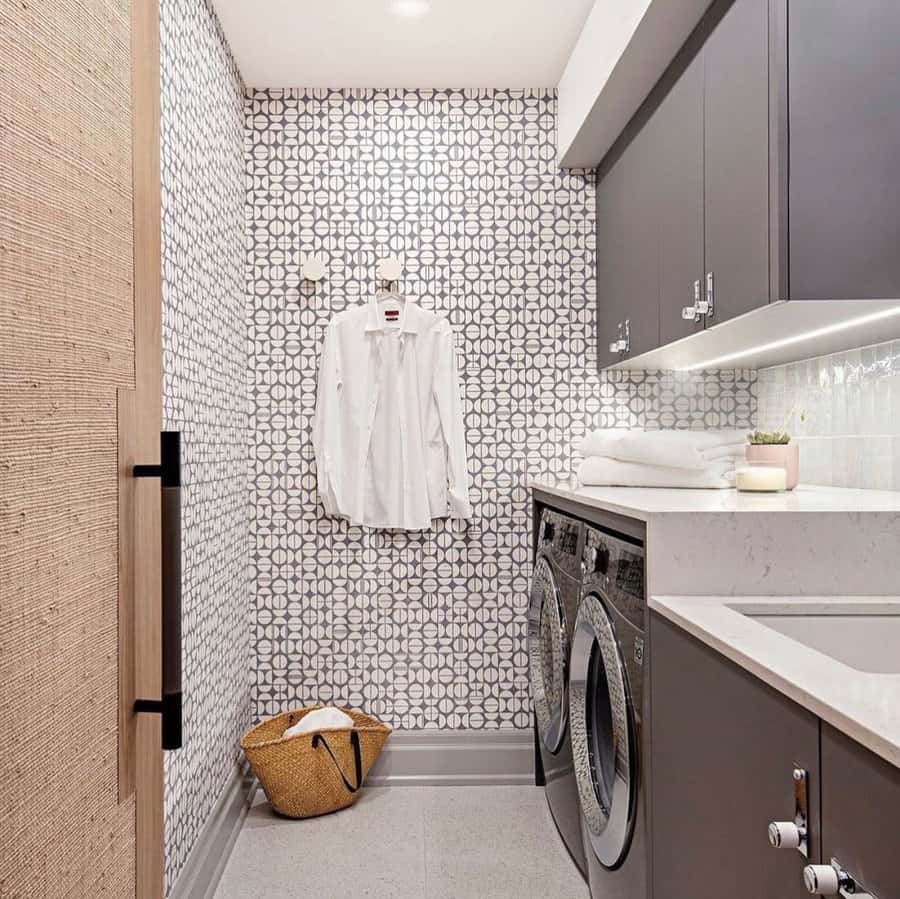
[364,293,419,335]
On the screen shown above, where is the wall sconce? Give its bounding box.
[376,254,403,283]
[300,252,327,283]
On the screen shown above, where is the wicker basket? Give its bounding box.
[241,706,391,818]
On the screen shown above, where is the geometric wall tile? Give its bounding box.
[160,0,249,891]
[245,87,758,736]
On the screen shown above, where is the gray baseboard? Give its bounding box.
[168,763,256,899]
[366,728,534,786]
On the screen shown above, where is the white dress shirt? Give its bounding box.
[313,294,472,530]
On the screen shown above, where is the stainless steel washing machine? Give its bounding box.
[570,525,647,898]
[528,508,587,876]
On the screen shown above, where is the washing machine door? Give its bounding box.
[527,553,569,754]
[570,590,637,870]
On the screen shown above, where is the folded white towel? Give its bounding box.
[283,707,354,740]
[577,457,736,489]
[578,429,748,471]
[698,443,749,464]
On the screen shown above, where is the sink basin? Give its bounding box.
[737,604,900,675]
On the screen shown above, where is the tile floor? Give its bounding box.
[215,786,589,898]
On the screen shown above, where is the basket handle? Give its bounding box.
[312,730,362,794]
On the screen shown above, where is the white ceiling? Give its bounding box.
[212,0,596,88]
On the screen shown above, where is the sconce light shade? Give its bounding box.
[301,253,327,282]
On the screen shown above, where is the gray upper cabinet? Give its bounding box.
[594,0,900,369]
[596,120,660,365]
[657,51,705,346]
[788,0,900,300]
[622,121,661,358]
[596,146,632,369]
[702,0,770,325]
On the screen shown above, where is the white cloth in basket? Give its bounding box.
[283,707,354,739]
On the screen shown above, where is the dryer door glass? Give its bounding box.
[570,591,637,869]
[527,554,569,753]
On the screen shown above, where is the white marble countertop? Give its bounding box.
[650,595,900,770]
[529,474,900,521]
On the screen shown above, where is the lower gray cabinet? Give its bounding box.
[650,611,900,899]
[820,725,900,899]
[650,612,820,898]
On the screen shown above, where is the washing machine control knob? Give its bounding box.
[768,821,805,850]
[589,545,609,574]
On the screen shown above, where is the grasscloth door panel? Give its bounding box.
[0,0,163,894]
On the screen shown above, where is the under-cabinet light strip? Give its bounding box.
[678,304,900,371]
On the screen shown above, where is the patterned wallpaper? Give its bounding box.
[245,87,757,731]
[160,0,250,891]
[757,340,900,489]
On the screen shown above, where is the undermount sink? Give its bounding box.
[736,603,900,675]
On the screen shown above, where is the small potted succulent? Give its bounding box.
[746,431,799,490]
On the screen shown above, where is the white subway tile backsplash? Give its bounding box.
[796,436,832,486]
[862,436,893,491]
[833,436,863,488]
[758,338,900,489]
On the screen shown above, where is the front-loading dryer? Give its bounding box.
[528,508,587,876]
[570,525,647,898]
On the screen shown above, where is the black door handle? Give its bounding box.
[134,430,182,750]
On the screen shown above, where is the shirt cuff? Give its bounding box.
[318,467,339,516]
[448,488,472,520]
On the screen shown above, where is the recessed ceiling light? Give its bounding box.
[390,0,430,17]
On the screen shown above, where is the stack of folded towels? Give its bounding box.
[577,429,748,489]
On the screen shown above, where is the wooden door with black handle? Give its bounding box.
[1,0,167,894]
